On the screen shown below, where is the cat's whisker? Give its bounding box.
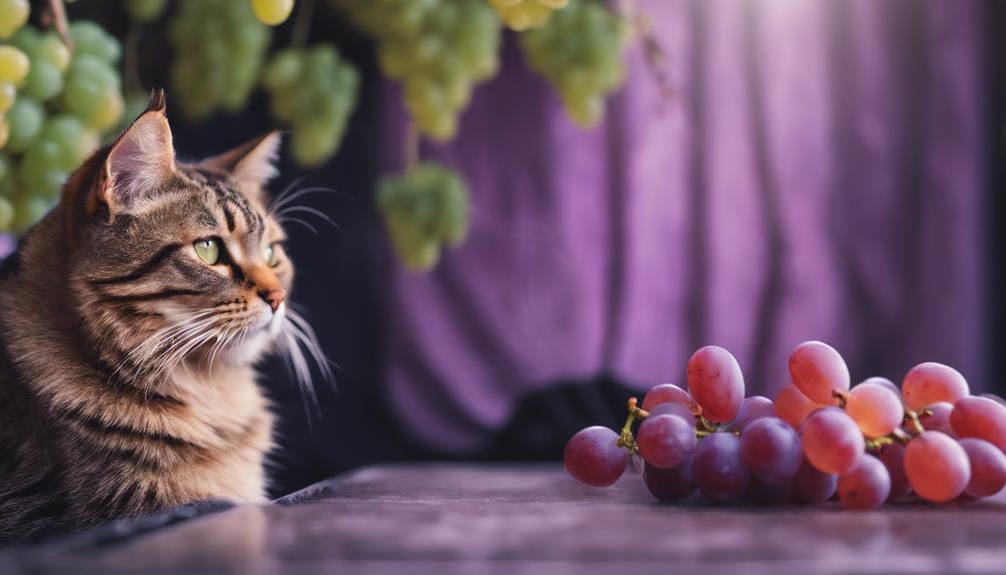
[108,310,217,386]
[274,206,341,231]
[275,216,319,235]
[268,185,353,217]
[286,309,339,377]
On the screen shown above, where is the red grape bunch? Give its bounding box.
[565,341,1006,510]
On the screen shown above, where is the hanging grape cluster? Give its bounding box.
[168,0,270,120]
[262,44,359,167]
[338,0,500,142]
[520,0,629,127]
[377,162,469,271]
[488,0,568,31]
[0,18,124,232]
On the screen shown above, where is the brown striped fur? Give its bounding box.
[0,92,300,544]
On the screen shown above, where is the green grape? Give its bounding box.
[338,0,501,142]
[0,45,30,85]
[22,60,62,102]
[0,0,30,40]
[4,97,43,153]
[0,82,14,113]
[19,138,66,198]
[68,21,122,64]
[12,194,52,232]
[59,54,123,131]
[489,0,567,31]
[0,194,12,230]
[126,0,168,23]
[41,115,99,171]
[262,44,358,166]
[33,34,72,72]
[169,0,269,119]
[251,0,295,25]
[377,161,470,272]
[520,0,628,127]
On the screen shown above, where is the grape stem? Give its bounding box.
[615,397,648,454]
[404,120,420,173]
[44,0,74,51]
[290,0,316,48]
[619,0,673,102]
[831,388,850,408]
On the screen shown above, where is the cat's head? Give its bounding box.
[61,91,322,380]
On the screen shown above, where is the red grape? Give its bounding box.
[793,457,837,504]
[774,384,821,429]
[788,341,850,405]
[643,459,695,502]
[920,401,955,436]
[901,362,969,411]
[686,346,745,423]
[564,426,629,487]
[950,396,1006,451]
[647,402,694,422]
[641,383,692,411]
[731,396,776,432]
[637,414,696,470]
[800,407,864,474]
[845,382,904,439]
[878,442,911,500]
[958,438,1006,497]
[740,417,803,485]
[693,432,750,503]
[838,454,891,510]
[980,393,1006,407]
[904,431,970,503]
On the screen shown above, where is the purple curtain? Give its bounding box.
[380,0,986,453]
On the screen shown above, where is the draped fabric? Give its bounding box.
[381,0,986,453]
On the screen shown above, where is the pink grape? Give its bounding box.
[643,459,695,502]
[774,384,821,429]
[800,407,864,475]
[693,432,750,503]
[793,457,837,504]
[637,414,696,470]
[878,443,911,500]
[746,476,793,507]
[950,396,1006,451]
[901,362,969,411]
[845,382,904,439]
[920,401,955,436]
[686,346,745,423]
[861,377,902,403]
[641,383,692,411]
[647,401,694,422]
[904,431,970,503]
[788,340,850,405]
[740,417,803,485]
[731,396,776,432]
[838,454,891,510]
[564,426,628,487]
[958,438,1006,497]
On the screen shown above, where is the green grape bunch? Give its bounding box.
[0,21,124,233]
[262,44,359,167]
[377,162,469,272]
[489,0,569,31]
[169,0,270,120]
[520,0,629,127]
[338,0,501,142]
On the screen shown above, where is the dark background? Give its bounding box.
[55,0,1006,497]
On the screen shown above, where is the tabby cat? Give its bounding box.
[0,92,315,544]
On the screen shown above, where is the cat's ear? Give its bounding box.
[97,90,175,218]
[197,132,281,202]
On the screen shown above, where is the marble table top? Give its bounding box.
[5,463,1006,574]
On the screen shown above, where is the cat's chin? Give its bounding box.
[216,303,286,366]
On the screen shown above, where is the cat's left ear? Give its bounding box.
[197,132,282,203]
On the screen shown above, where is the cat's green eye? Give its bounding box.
[194,238,220,265]
[265,243,279,267]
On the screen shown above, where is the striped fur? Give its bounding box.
[0,94,297,545]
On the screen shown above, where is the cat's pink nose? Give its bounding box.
[260,288,286,312]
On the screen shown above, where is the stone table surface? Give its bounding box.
[5,463,1006,574]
